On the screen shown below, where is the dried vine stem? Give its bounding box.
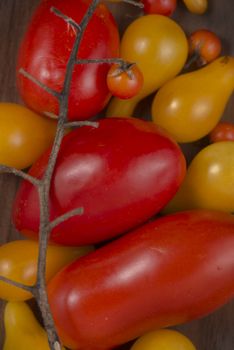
[0,0,139,349]
[0,275,35,294]
[31,2,103,348]
[18,68,62,100]
[75,57,127,65]
[49,208,84,230]
[64,120,99,128]
[0,165,40,186]
[110,0,144,8]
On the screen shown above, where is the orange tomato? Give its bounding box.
[0,103,57,169]
[189,29,221,65]
[107,63,144,99]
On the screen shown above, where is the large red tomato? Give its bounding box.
[17,0,120,120]
[48,210,234,349]
[13,118,186,245]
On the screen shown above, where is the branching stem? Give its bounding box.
[34,1,102,348]
[0,165,40,186]
[51,6,82,31]
[75,57,127,65]
[114,0,144,8]
[49,207,84,230]
[0,276,35,294]
[0,1,137,349]
[64,120,99,128]
[19,68,61,100]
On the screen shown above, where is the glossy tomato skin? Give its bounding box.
[48,210,234,349]
[13,118,186,245]
[17,0,120,120]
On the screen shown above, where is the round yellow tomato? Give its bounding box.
[0,103,57,169]
[120,15,188,97]
[0,240,93,301]
[107,14,188,117]
[164,141,234,213]
[131,329,196,350]
[183,0,207,14]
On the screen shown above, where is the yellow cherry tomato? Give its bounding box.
[0,103,57,169]
[107,15,188,117]
[164,142,234,213]
[4,301,65,350]
[131,329,196,350]
[183,0,207,14]
[0,240,93,301]
[120,15,188,95]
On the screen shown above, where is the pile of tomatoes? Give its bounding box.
[0,0,234,349]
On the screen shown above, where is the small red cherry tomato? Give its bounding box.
[107,63,144,99]
[142,0,177,16]
[209,122,234,143]
[188,29,222,65]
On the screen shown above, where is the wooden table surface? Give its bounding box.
[0,0,234,349]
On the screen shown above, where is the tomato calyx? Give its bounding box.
[107,62,144,99]
[108,62,136,79]
[184,49,204,71]
[186,29,222,69]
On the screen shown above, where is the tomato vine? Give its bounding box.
[0,0,142,349]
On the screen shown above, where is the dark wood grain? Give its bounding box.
[0,0,234,349]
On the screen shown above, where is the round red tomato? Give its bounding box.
[107,63,144,99]
[209,122,234,143]
[188,29,221,65]
[17,0,120,121]
[48,210,234,349]
[142,0,177,16]
[13,118,186,246]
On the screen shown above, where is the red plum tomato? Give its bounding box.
[13,118,186,246]
[48,210,234,349]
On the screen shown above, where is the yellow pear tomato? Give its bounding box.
[152,57,234,143]
[4,301,65,350]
